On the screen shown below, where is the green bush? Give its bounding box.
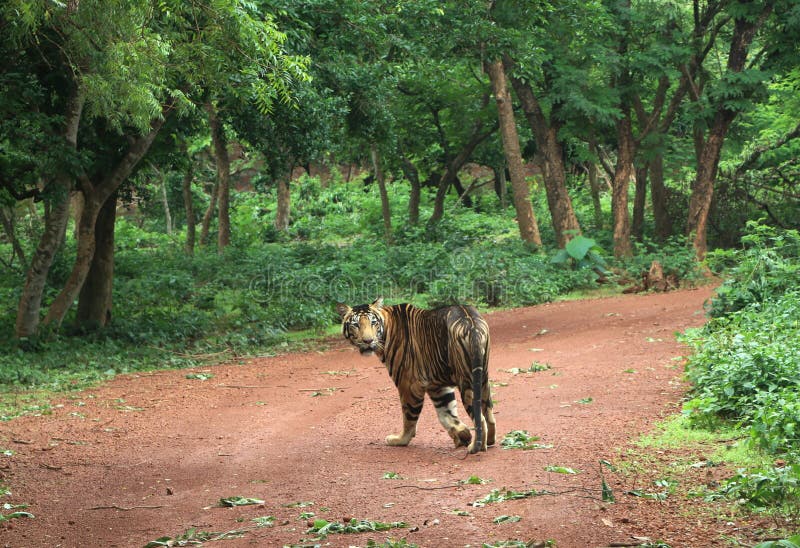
[719,464,800,516]
[683,291,800,442]
[706,222,800,317]
[682,225,800,516]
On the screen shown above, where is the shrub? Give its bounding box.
[706,222,800,317]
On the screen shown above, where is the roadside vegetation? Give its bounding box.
[626,223,800,545]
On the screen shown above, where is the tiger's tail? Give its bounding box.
[470,329,486,453]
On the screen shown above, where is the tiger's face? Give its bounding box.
[336,297,386,356]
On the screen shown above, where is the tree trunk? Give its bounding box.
[586,147,604,230]
[400,152,420,225]
[199,181,218,246]
[486,58,541,247]
[160,169,172,235]
[649,152,671,241]
[506,62,580,247]
[0,206,26,266]
[686,9,770,259]
[182,165,196,255]
[493,166,507,209]
[428,97,496,225]
[42,113,167,330]
[15,88,84,338]
[206,102,231,252]
[76,191,117,329]
[632,161,649,242]
[274,179,291,231]
[687,117,731,258]
[371,145,393,244]
[540,126,581,247]
[612,114,635,258]
[149,161,172,235]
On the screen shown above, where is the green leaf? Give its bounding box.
[565,236,597,261]
[382,471,403,479]
[492,514,521,524]
[219,496,264,507]
[545,466,579,475]
[500,430,552,450]
[601,479,615,502]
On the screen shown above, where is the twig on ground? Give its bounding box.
[88,505,164,511]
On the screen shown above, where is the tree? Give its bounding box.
[493,0,615,248]
[485,58,542,246]
[3,0,306,336]
[686,0,777,258]
[206,101,232,251]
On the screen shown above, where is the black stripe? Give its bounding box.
[431,391,456,408]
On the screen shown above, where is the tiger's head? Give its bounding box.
[336,297,386,356]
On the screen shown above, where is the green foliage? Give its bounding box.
[624,236,706,284]
[472,487,549,507]
[500,430,552,450]
[550,234,609,275]
[218,496,264,507]
[706,222,800,317]
[0,503,33,522]
[683,225,800,516]
[682,290,800,442]
[144,527,245,547]
[753,536,800,548]
[306,518,407,538]
[719,465,800,517]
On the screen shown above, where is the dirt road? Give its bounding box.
[2,286,729,547]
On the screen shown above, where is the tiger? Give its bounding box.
[336,297,495,453]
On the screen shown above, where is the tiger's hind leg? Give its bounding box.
[481,375,496,446]
[386,388,424,447]
[484,385,496,446]
[429,386,471,448]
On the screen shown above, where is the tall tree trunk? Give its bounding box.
[399,152,420,225]
[649,152,671,241]
[686,8,770,259]
[486,59,541,247]
[506,62,580,247]
[206,102,231,252]
[199,181,218,246]
[612,114,635,258]
[632,161,649,242]
[42,113,167,330]
[160,172,172,235]
[687,117,731,258]
[274,179,291,231]
[371,145,393,244]
[150,162,172,235]
[76,191,117,329]
[15,88,84,338]
[586,146,604,230]
[182,165,196,255]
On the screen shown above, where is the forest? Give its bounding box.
[1,0,799,540]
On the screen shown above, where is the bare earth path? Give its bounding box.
[1,286,727,548]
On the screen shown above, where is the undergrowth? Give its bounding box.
[679,223,800,532]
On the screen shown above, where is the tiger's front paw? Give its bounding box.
[386,434,411,446]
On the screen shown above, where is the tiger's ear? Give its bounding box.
[372,297,384,309]
[335,303,351,319]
